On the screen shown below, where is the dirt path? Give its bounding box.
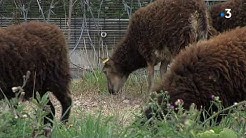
[50,91,145,125]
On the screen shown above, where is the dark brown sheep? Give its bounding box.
[103,0,211,94]
[0,21,72,124]
[210,0,246,32]
[144,27,246,123]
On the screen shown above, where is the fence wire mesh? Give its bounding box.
[0,0,226,78]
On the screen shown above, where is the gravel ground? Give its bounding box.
[50,91,144,125]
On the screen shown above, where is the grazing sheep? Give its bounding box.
[103,0,211,94]
[0,21,72,124]
[210,0,246,32]
[144,27,246,123]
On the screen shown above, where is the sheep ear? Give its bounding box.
[99,57,110,64]
[102,58,110,64]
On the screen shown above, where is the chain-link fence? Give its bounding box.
[0,0,226,78]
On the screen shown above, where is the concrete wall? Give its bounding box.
[69,49,113,78]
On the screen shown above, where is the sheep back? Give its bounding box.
[0,21,71,102]
[164,27,246,110]
[111,0,210,74]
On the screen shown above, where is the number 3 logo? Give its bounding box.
[225,9,232,18]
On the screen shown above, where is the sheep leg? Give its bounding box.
[160,61,169,80]
[44,99,55,125]
[54,90,72,123]
[147,63,155,92]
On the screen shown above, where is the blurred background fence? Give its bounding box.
[0,0,226,78]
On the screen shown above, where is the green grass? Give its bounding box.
[0,91,246,138]
[0,70,246,138]
[72,69,150,99]
[51,113,119,138]
[72,69,108,94]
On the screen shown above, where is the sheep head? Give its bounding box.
[102,58,127,94]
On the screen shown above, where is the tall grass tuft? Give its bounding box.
[72,69,108,94]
